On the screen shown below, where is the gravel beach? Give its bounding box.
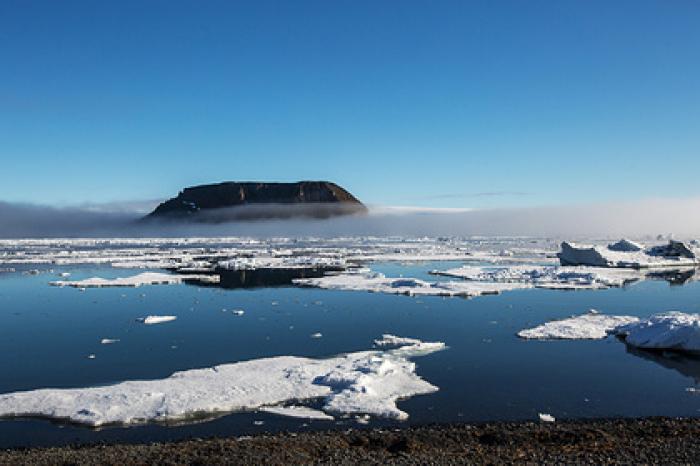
[2,417,699,465]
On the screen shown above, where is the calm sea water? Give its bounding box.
[1,261,700,447]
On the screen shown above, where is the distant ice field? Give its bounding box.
[1,236,700,448]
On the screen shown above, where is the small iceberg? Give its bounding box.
[557,240,699,268]
[615,312,700,352]
[518,311,639,340]
[294,271,531,298]
[139,315,177,325]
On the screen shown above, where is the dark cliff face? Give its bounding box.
[146,181,367,222]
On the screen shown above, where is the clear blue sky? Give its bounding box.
[1,0,698,208]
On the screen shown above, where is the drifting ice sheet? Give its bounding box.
[0,337,445,426]
[49,272,219,288]
[518,311,639,340]
[140,316,177,325]
[433,265,643,290]
[615,312,700,352]
[294,271,531,298]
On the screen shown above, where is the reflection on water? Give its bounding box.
[624,343,700,382]
[645,268,699,286]
[215,266,345,289]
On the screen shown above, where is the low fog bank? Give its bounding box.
[1,198,700,239]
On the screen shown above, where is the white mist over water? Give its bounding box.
[2,197,700,238]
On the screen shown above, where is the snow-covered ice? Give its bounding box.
[49,272,219,288]
[432,265,644,290]
[558,240,700,268]
[294,271,531,298]
[615,312,700,352]
[0,336,445,426]
[374,335,422,347]
[538,413,555,423]
[518,311,639,340]
[140,315,177,325]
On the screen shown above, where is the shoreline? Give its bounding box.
[2,417,699,465]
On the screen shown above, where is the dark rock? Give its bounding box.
[146,181,367,222]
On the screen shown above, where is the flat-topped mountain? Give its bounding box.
[146,181,367,222]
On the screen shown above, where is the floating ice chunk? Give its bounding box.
[139,315,177,325]
[558,240,699,268]
[100,339,120,345]
[49,272,219,288]
[218,257,346,271]
[538,413,555,423]
[231,309,245,316]
[87,354,96,359]
[374,335,422,347]
[608,239,644,252]
[518,311,639,340]
[615,312,700,352]
[0,337,444,426]
[310,332,323,339]
[260,405,334,420]
[434,265,643,290]
[295,271,531,298]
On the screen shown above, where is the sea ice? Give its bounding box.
[49,272,219,288]
[558,240,699,268]
[294,271,531,298]
[518,311,639,340]
[0,337,444,426]
[432,265,643,290]
[140,316,177,325]
[614,312,700,352]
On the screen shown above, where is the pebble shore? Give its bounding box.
[2,417,699,465]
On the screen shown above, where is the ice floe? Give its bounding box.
[558,240,700,268]
[538,413,555,423]
[615,312,700,352]
[49,272,219,288]
[100,339,120,345]
[374,335,422,347]
[433,265,644,290]
[294,271,531,298]
[518,311,639,340]
[0,336,444,426]
[139,315,177,325]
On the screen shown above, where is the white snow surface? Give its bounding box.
[49,272,219,288]
[433,265,644,290]
[518,311,640,340]
[558,240,700,268]
[615,312,700,352]
[0,337,445,426]
[374,335,423,347]
[294,271,531,298]
[140,315,177,325]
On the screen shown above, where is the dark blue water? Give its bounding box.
[1,262,700,447]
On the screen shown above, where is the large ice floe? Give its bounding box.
[558,239,700,268]
[517,310,640,340]
[519,311,700,353]
[431,265,644,290]
[0,336,445,427]
[614,312,700,352]
[49,272,219,288]
[294,270,531,298]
